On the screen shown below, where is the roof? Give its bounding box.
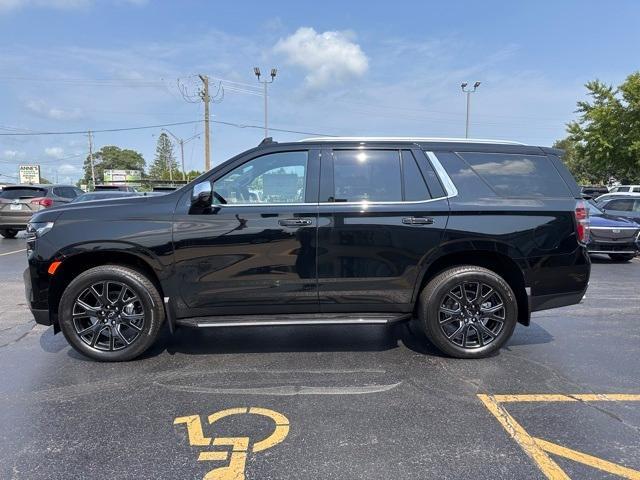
[298,136,525,145]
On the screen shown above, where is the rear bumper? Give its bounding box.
[0,213,31,229]
[530,288,587,312]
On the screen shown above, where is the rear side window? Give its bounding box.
[457,152,572,198]
[333,150,402,202]
[616,187,630,192]
[605,199,635,211]
[0,187,46,199]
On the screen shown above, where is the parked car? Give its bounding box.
[24,137,590,361]
[594,192,640,204]
[0,184,83,238]
[72,191,140,203]
[586,201,639,261]
[94,185,138,192]
[609,185,640,193]
[580,185,609,198]
[596,194,640,223]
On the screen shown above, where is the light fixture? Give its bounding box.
[270,68,277,78]
[461,82,468,89]
[474,81,481,88]
[253,67,261,78]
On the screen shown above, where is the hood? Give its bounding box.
[589,212,640,228]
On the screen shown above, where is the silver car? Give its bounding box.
[0,184,83,238]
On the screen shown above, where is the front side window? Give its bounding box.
[332,150,402,202]
[213,151,308,204]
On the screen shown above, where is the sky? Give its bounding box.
[1,0,639,185]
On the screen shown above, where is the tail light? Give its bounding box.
[30,197,53,208]
[574,200,590,244]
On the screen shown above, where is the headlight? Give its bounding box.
[26,221,54,239]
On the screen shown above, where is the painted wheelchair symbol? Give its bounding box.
[174,407,290,480]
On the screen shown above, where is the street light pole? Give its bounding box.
[161,128,201,181]
[461,81,481,138]
[253,67,277,138]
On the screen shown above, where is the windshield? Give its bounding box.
[0,187,47,199]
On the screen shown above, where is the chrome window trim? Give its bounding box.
[213,149,457,207]
[424,151,458,198]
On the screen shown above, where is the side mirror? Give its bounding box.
[190,181,213,214]
[192,181,212,205]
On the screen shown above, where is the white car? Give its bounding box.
[609,185,640,193]
[594,192,640,204]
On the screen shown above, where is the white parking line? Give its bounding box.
[0,249,25,257]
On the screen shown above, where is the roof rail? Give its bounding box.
[298,136,525,145]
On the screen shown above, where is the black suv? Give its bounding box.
[24,138,591,361]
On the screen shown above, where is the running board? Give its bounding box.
[175,313,411,328]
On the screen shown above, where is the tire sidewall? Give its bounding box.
[421,268,518,359]
[58,267,162,361]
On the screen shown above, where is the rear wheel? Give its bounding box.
[0,229,18,239]
[609,254,635,262]
[418,266,518,359]
[58,265,164,361]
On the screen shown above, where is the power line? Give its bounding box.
[0,120,335,137]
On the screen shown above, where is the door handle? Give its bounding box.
[402,216,435,225]
[279,218,313,227]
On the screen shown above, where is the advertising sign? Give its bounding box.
[103,169,142,186]
[19,165,41,184]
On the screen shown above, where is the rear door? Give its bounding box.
[316,145,450,313]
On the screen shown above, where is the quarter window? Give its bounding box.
[458,152,571,198]
[213,151,308,204]
[332,150,402,202]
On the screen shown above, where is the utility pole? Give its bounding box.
[461,82,481,138]
[198,74,211,171]
[88,130,96,190]
[253,67,277,138]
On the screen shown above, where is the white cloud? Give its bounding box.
[45,146,65,159]
[274,27,369,88]
[58,163,79,174]
[26,99,83,120]
[2,149,25,159]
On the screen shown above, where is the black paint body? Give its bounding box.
[24,140,590,329]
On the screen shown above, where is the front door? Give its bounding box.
[316,147,450,313]
[173,148,320,317]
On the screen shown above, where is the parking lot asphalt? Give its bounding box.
[1,234,639,480]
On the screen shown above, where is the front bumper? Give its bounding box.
[587,241,639,255]
[23,267,52,325]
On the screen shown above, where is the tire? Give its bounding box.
[418,265,518,359]
[608,254,635,262]
[58,265,165,361]
[0,229,18,239]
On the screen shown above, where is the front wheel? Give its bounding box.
[609,254,635,262]
[418,266,518,359]
[0,229,18,239]
[58,265,165,361]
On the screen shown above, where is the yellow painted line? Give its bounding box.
[174,415,212,446]
[477,394,569,480]
[534,437,640,479]
[198,451,228,461]
[0,248,25,257]
[207,407,248,424]
[493,394,640,403]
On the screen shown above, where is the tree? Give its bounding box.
[148,133,180,180]
[185,170,204,181]
[563,72,640,184]
[83,146,145,185]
